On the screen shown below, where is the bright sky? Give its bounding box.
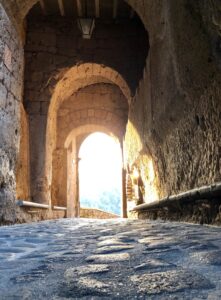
[78,132,122,201]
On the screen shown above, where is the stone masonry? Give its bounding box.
[0,218,221,299]
[0,3,24,224]
[23,14,148,207]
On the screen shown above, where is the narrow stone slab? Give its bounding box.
[138,237,157,245]
[94,245,134,254]
[138,238,178,250]
[97,238,126,247]
[78,277,109,290]
[131,269,214,295]
[134,259,172,271]
[11,264,53,284]
[86,253,130,263]
[9,242,37,249]
[0,248,25,254]
[117,231,138,237]
[59,277,110,298]
[147,241,178,250]
[191,251,221,265]
[65,264,110,278]
[25,238,49,244]
[97,235,115,241]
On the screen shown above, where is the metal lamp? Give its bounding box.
[77,18,95,39]
[77,0,95,39]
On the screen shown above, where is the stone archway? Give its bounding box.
[63,124,125,218]
[38,64,131,207]
[51,80,129,218]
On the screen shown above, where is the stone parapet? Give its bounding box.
[132,183,221,225]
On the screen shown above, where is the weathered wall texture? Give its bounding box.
[125,0,221,211]
[0,3,24,223]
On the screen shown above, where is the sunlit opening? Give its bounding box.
[78,132,122,215]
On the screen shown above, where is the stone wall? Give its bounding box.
[125,0,221,212]
[80,207,119,219]
[0,4,24,224]
[24,15,148,108]
[131,198,221,226]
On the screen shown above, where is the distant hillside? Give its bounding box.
[80,188,121,215]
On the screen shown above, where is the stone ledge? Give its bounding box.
[132,183,221,225]
[53,206,67,211]
[16,200,49,209]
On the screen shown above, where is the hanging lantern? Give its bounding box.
[77,0,95,39]
[77,17,95,39]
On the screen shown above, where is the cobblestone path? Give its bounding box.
[0,219,221,299]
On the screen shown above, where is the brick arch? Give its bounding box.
[64,124,121,150]
[56,80,129,148]
[59,110,126,148]
[50,63,131,113]
[47,63,131,151]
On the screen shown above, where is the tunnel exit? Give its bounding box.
[78,132,122,218]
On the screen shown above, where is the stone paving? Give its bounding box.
[0,219,221,299]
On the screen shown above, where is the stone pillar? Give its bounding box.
[122,167,127,218]
[29,114,50,204]
[51,148,67,207]
[16,104,31,201]
[121,141,127,218]
[66,140,79,218]
[75,158,80,217]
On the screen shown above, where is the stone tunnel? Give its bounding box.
[0,0,221,225]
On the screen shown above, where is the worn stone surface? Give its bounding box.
[94,244,134,254]
[86,252,130,263]
[0,3,24,224]
[124,0,221,210]
[0,219,220,299]
[131,269,214,295]
[65,264,109,278]
[0,0,221,224]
